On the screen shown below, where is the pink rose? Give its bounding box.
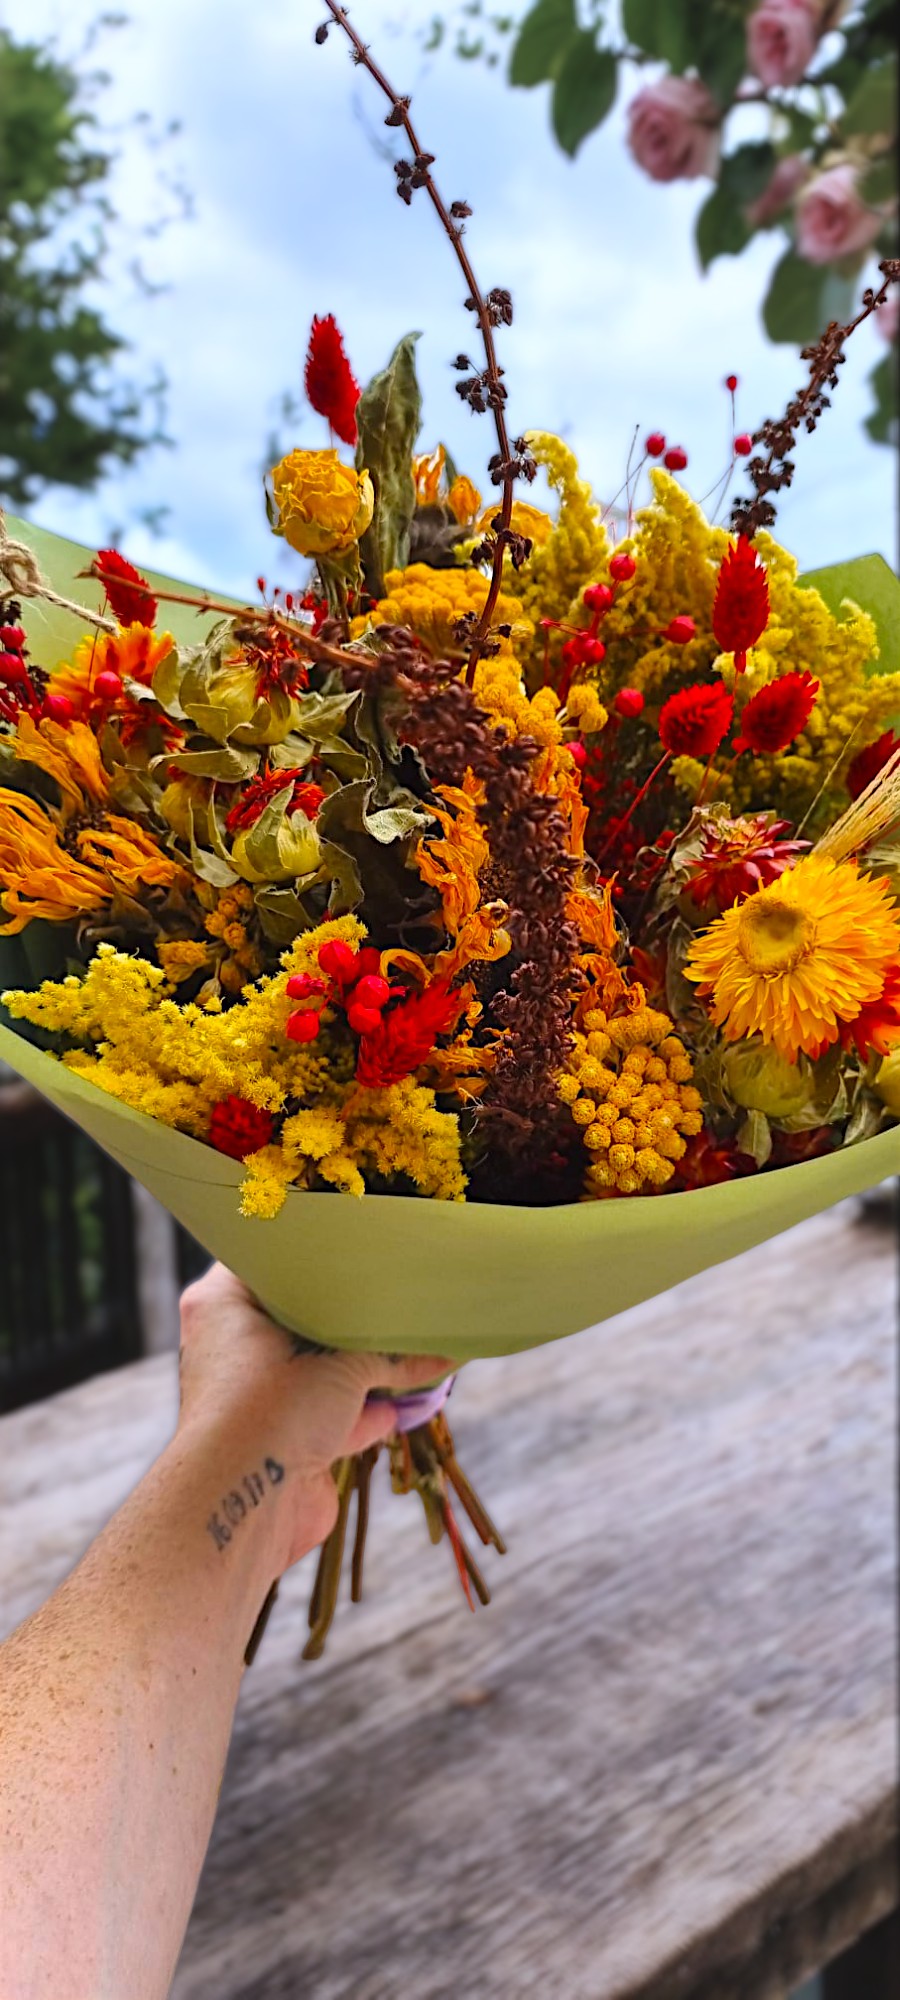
[875,290,899,344]
[795,163,882,264]
[626,76,720,185]
[747,0,821,90]
[745,153,809,226]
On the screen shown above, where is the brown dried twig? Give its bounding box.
[316,2,535,685]
[731,259,900,538]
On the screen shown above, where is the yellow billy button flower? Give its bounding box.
[685,852,900,1062]
[270,447,374,558]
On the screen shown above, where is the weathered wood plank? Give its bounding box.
[1,1201,896,2000]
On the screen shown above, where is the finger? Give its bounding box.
[345,1402,399,1456]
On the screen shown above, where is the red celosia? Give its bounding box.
[96,549,158,629]
[658,681,733,759]
[686,814,806,911]
[305,314,361,448]
[712,535,769,671]
[732,669,819,755]
[208,1096,275,1159]
[846,730,900,801]
[355,980,458,1088]
[224,769,325,834]
[840,963,900,1060]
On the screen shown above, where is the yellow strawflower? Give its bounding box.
[685,853,900,1060]
[270,448,374,557]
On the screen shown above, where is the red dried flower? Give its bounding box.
[846,730,900,801]
[305,314,361,448]
[712,535,769,671]
[96,549,158,629]
[355,980,458,1088]
[685,813,807,911]
[733,669,819,755]
[839,963,900,1061]
[224,770,325,834]
[659,681,733,759]
[208,1096,274,1160]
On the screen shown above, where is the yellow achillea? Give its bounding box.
[4,913,466,1215]
[559,1000,703,1196]
[0,794,187,934]
[685,852,900,1061]
[352,562,532,658]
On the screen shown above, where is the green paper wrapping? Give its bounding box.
[2,1019,897,1362]
[3,517,900,1362]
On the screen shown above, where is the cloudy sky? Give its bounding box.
[9,0,897,597]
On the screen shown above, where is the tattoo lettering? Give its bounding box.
[206,1455,286,1552]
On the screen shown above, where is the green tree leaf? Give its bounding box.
[551,36,617,156]
[863,353,899,448]
[763,249,834,344]
[797,552,900,672]
[842,55,897,136]
[859,154,897,205]
[0,28,170,507]
[694,12,748,106]
[622,0,690,70]
[355,333,422,601]
[509,0,577,87]
[696,144,777,268]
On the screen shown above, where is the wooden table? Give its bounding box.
[1,1201,896,1999]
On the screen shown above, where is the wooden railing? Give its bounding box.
[0,1081,142,1413]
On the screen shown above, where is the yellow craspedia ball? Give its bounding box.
[270,448,374,557]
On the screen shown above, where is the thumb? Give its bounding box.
[363,1351,459,1396]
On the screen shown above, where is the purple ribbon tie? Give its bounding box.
[367,1374,455,1434]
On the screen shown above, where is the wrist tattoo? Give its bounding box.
[206,1455,285,1552]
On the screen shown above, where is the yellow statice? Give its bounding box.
[559,997,703,1196]
[351,562,533,658]
[513,432,609,684]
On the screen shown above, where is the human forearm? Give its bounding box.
[0,1416,293,2000]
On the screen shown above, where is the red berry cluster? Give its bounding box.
[0,608,74,728]
[644,434,688,473]
[285,940,399,1045]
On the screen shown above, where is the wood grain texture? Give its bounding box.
[1,1201,896,2000]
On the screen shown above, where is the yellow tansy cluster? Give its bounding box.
[559,1003,704,1196]
[352,562,532,658]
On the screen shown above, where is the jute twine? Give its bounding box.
[0,510,116,634]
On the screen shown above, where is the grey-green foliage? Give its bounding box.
[355,333,423,598]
